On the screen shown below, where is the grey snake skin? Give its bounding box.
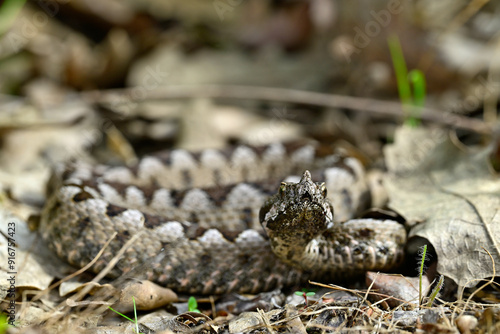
[40,142,406,294]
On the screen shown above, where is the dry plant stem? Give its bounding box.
[270,312,301,327]
[309,281,408,306]
[90,231,144,283]
[32,232,118,303]
[18,232,118,320]
[82,85,494,135]
[362,273,378,313]
[258,308,276,334]
[210,295,216,319]
[45,232,143,328]
[439,307,454,329]
[77,232,145,315]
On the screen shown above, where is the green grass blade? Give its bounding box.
[107,306,135,323]
[426,275,444,307]
[133,297,140,334]
[409,69,426,108]
[388,35,412,106]
[407,69,425,127]
[418,245,427,309]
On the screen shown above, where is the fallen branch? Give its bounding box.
[82,85,495,135]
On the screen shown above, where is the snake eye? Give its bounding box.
[279,182,287,197]
[320,183,327,197]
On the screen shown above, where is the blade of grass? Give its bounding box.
[407,69,426,127]
[133,297,140,334]
[107,306,135,323]
[388,35,412,106]
[418,245,428,309]
[108,297,144,334]
[426,275,444,307]
[409,69,426,108]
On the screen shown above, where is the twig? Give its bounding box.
[309,281,409,306]
[29,232,118,303]
[19,232,119,322]
[43,232,143,329]
[81,85,494,135]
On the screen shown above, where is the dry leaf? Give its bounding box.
[366,272,430,307]
[117,280,178,312]
[384,126,500,288]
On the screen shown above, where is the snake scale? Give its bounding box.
[40,141,406,295]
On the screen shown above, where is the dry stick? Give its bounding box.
[309,281,408,306]
[81,85,494,135]
[19,232,118,321]
[46,232,144,328]
[209,295,216,320]
[363,272,378,307]
[31,232,118,303]
[258,308,276,334]
[74,232,145,313]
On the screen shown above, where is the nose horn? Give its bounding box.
[300,170,312,182]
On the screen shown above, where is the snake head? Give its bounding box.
[259,170,334,251]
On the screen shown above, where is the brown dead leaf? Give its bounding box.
[116,280,178,312]
[366,272,430,307]
[384,126,500,288]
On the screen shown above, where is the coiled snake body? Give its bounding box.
[40,142,406,294]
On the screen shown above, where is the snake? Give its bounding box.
[40,141,406,295]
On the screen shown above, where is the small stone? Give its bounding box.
[455,315,478,334]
